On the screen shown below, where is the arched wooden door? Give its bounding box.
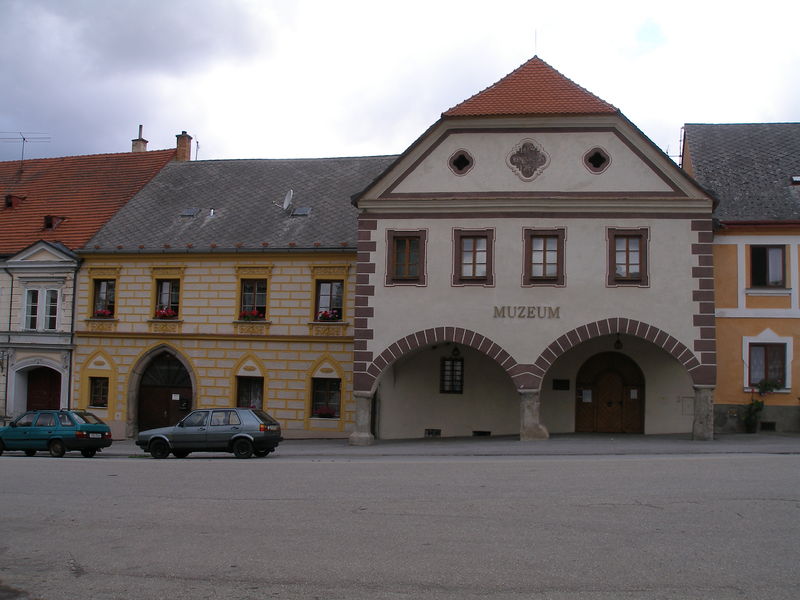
[138,353,193,431]
[575,352,644,434]
[26,367,61,410]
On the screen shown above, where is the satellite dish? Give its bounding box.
[283,189,294,211]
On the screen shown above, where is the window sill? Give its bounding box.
[744,387,791,394]
[234,319,272,324]
[746,288,791,296]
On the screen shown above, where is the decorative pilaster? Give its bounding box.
[692,385,715,441]
[519,389,549,441]
[348,390,374,446]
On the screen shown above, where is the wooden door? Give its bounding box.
[595,371,624,432]
[26,367,61,410]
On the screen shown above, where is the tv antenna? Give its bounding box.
[0,132,51,162]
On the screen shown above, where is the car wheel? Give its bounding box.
[232,438,253,459]
[172,450,190,458]
[49,440,66,458]
[81,448,97,458]
[149,439,170,459]
[24,449,36,457]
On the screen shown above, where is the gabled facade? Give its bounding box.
[350,57,717,444]
[0,142,179,419]
[683,122,800,432]
[73,156,395,438]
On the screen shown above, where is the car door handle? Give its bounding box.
[232,426,239,430]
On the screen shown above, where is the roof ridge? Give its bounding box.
[0,148,176,167]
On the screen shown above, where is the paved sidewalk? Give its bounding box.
[103,432,800,458]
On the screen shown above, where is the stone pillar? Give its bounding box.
[519,389,549,441]
[692,385,715,441]
[348,390,374,446]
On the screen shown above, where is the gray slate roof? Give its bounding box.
[684,123,800,221]
[85,155,397,252]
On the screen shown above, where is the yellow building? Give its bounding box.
[73,154,394,438]
[683,123,800,432]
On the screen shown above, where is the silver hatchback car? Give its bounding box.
[135,408,282,459]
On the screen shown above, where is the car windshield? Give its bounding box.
[252,409,279,425]
[71,412,104,425]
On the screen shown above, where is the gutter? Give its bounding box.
[2,267,12,417]
[66,258,82,409]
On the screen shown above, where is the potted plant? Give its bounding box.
[238,309,264,321]
[154,308,177,319]
[317,309,340,322]
[743,379,780,433]
[314,405,337,418]
[93,308,113,318]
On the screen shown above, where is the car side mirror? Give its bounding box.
[177,421,184,427]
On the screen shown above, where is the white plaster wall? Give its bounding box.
[394,130,674,195]
[369,217,699,364]
[376,345,518,439]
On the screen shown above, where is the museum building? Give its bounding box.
[348,57,717,444]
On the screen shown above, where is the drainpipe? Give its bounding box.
[3,267,13,417]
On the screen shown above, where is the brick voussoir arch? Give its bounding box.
[532,317,707,385]
[358,327,535,394]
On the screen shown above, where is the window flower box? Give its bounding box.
[93,309,114,318]
[154,308,178,319]
[316,310,341,322]
[238,309,265,321]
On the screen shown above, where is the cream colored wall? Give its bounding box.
[73,252,357,438]
[376,345,519,439]
[368,217,701,366]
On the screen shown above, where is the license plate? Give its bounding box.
[89,433,101,438]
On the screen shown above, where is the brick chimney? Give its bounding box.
[131,125,148,152]
[176,131,192,162]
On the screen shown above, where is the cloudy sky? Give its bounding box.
[2,0,798,163]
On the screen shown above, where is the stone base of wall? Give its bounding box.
[715,404,800,433]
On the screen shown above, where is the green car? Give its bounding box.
[0,410,113,458]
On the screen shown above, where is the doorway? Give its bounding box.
[575,352,644,433]
[26,367,61,411]
[137,352,193,431]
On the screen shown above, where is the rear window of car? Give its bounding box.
[71,412,104,425]
[251,409,279,425]
[59,413,74,426]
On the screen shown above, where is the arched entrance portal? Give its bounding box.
[26,367,61,411]
[137,353,193,430]
[575,352,644,433]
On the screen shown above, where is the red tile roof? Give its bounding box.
[443,56,618,118]
[0,149,176,255]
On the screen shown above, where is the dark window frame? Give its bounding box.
[311,377,341,418]
[607,228,649,287]
[89,376,109,408]
[440,357,464,394]
[750,245,786,288]
[386,230,427,285]
[236,376,264,409]
[92,279,116,318]
[452,229,494,286]
[155,278,180,318]
[315,279,344,321]
[748,343,786,388]
[523,228,566,286]
[239,278,267,320]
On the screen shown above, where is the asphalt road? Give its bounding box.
[0,451,798,599]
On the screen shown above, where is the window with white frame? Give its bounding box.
[24,288,59,330]
[743,330,793,391]
[750,245,785,288]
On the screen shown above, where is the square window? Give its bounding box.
[440,356,464,394]
[315,280,343,321]
[239,279,267,320]
[607,228,649,286]
[750,246,785,288]
[311,378,340,418]
[749,343,786,388]
[89,377,109,408]
[386,230,427,285]
[524,229,565,285]
[93,279,116,318]
[453,229,494,285]
[237,376,263,409]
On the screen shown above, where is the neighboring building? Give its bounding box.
[73,155,395,438]
[349,56,717,444]
[0,139,179,420]
[682,122,800,432]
